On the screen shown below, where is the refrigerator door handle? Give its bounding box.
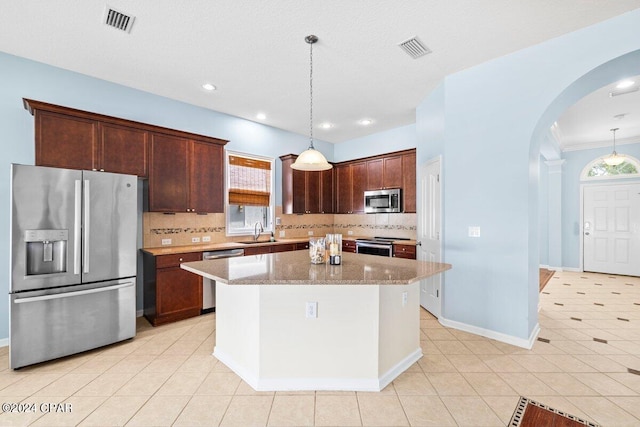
[74,179,82,275]
[83,179,90,274]
[14,282,134,304]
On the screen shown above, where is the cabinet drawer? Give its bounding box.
[295,242,310,250]
[393,244,416,259]
[342,240,357,253]
[272,243,296,253]
[156,252,201,269]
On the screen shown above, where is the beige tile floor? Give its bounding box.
[0,270,639,426]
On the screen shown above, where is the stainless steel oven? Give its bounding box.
[355,239,393,257]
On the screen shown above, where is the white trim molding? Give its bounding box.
[438,317,541,350]
[0,338,8,348]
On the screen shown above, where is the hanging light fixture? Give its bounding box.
[291,35,333,171]
[603,127,626,166]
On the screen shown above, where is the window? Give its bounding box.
[581,155,640,181]
[226,151,274,236]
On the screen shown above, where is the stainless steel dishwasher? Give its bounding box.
[201,248,244,313]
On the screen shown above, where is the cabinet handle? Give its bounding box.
[100,169,105,172]
[179,258,183,262]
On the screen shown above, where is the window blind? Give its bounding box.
[228,155,271,206]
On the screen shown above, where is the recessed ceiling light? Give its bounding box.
[616,80,635,89]
[202,83,216,91]
[256,113,266,120]
[319,123,333,129]
[359,119,373,126]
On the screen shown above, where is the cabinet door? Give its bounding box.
[100,123,148,177]
[156,267,202,319]
[367,159,383,190]
[190,141,224,213]
[35,111,98,170]
[351,162,367,213]
[335,164,353,214]
[305,171,321,213]
[320,168,334,214]
[292,169,307,214]
[244,246,272,256]
[402,152,417,213]
[149,133,189,212]
[383,155,403,189]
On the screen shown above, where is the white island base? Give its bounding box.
[213,281,421,392]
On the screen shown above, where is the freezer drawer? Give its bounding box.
[10,279,136,369]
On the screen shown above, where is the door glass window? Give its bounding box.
[581,155,640,180]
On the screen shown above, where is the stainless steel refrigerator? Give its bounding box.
[10,164,137,369]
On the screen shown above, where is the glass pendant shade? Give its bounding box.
[291,148,332,171]
[603,153,625,166]
[603,127,626,166]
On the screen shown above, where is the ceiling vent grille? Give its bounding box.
[398,37,431,59]
[104,6,135,33]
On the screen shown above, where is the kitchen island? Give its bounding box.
[181,251,450,391]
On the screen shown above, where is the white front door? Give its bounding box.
[583,182,640,276]
[418,157,442,316]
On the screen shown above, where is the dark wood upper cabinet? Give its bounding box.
[335,162,366,214]
[190,140,224,213]
[367,155,403,190]
[149,134,190,212]
[149,135,225,213]
[402,151,417,213]
[367,159,384,190]
[24,99,228,213]
[101,123,148,177]
[280,154,334,214]
[34,110,98,171]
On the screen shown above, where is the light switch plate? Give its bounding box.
[202,236,211,242]
[279,230,285,238]
[306,302,318,318]
[161,238,172,245]
[275,217,281,225]
[308,231,314,236]
[347,230,353,235]
[468,226,481,238]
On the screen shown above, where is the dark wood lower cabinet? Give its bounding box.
[143,251,202,326]
[393,244,416,260]
[342,239,357,253]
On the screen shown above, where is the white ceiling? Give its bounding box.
[2,1,640,144]
[554,75,640,151]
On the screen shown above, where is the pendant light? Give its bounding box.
[291,35,333,171]
[603,127,626,166]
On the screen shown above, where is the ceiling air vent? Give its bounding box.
[609,87,639,97]
[398,36,431,59]
[103,6,135,33]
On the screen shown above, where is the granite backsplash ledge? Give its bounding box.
[143,208,416,248]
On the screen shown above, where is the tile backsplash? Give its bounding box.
[143,207,417,247]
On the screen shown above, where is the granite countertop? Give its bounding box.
[141,237,310,256]
[142,236,416,256]
[181,251,450,285]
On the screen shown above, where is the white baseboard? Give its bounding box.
[562,267,581,272]
[0,338,8,348]
[540,264,563,271]
[213,346,422,392]
[136,309,143,317]
[438,317,541,350]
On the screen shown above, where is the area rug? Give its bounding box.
[539,268,555,291]
[509,396,600,427]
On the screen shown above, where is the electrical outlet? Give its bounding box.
[192,237,201,243]
[347,230,353,235]
[275,217,282,225]
[279,230,285,238]
[468,226,481,238]
[161,238,172,245]
[308,231,314,236]
[202,236,211,242]
[402,291,408,307]
[306,302,318,318]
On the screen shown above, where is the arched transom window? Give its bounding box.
[581,154,640,180]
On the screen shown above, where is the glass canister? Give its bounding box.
[326,234,342,265]
[309,237,326,264]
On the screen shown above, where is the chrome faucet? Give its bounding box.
[254,221,264,241]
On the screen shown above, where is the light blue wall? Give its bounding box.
[561,143,640,269]
[416,9,640,342]
[333,124,416,162]
[539,158,549,266]
[0,51,331,343]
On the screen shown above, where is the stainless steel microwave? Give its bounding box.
[364,188,401,213]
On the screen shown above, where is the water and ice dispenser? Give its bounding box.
[24,229,68,275]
